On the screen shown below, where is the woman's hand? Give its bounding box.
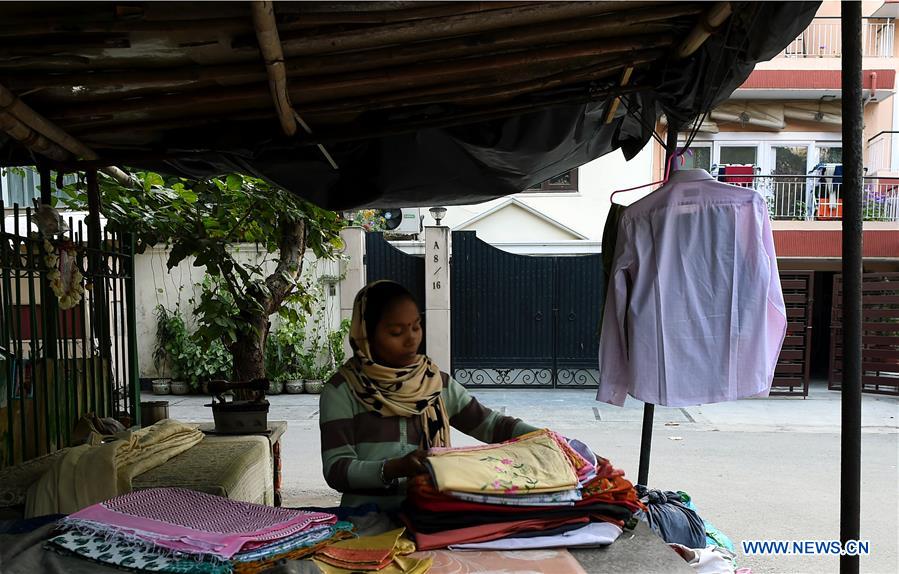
[383,449,429,481]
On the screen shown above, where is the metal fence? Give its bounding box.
[0,203,137,468]
[720,175,899,222]
[780,17,894,58]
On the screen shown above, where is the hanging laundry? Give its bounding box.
[597,169,787,407]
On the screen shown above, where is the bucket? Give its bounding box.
[140,401,170,426]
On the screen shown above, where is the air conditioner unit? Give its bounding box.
[381,208,422,235]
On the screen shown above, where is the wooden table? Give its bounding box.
[194,420,288,506]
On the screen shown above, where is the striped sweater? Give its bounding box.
[319,371,538,510]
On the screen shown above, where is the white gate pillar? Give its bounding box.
[339,226,366,359]
[425,226,451,373]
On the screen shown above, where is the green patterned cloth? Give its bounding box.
[48,531,232,574]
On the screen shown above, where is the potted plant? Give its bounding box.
[154,305,189,394]
[284,372,305,394]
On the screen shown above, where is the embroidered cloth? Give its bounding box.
[425,429,579,494]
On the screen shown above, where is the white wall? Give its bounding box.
[420,145,654,243]
[134,244,342,379]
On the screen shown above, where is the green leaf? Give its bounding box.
[226,174,243,191]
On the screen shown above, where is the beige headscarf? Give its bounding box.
[338,280,451,448]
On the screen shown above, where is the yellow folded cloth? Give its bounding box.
[25,419,203,517]
[425,429,579,494]
[314,528,431,573]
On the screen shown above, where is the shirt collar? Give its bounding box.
[666,169,713,184]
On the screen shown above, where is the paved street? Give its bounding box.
[147,382,899,574]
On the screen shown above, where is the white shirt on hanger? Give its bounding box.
[597,169,787,407]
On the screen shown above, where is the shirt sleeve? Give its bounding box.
[444,375,539,443]
[596,216,635,406]
[319,379,386,491]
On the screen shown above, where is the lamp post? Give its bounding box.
[429,206,447,226]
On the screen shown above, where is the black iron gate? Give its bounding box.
[450,231,602,388]
[365,232,426,353]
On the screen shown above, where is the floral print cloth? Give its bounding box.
[425,429,579,494]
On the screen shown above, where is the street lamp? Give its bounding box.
[429,206,447,226]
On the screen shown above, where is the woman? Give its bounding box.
[320,280,539,510]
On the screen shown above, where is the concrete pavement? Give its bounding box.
[146,382,898,574]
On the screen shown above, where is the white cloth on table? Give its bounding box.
[448,488,582,506]
[448,522,623,551]
[597,169,787,407]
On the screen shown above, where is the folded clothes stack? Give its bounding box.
[47,487,353,574]
[313,527,431,574]
[401,429,643,551]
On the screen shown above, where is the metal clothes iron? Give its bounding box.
[206,379,270,434]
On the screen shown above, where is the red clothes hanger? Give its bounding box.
[609,151,678,205]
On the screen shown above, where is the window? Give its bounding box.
[1,168,75,208]
[719,146,758,166]
[818,146,842,164]
[524,168,578,193]
[2,167,38,207]
[771,145,809,175]
[677,146,711,171]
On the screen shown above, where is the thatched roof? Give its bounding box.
[0,1,819,208]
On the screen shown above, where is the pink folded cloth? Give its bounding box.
[63,487,336,559]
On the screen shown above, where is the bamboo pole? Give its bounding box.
[2,6,692,92]
[0,109,70,161]
[47,35,671,122]
[250,0,296,136]
[676,2,732,58]
[275,2,532,29]
[270,1,668,56]
[0,82,134,186]
[297,51,662,115]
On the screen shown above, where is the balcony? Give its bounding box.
[723,175,899,221]
[779,17,895,58]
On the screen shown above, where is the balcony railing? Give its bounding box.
[779,17,895,58]
[720,175,899,222]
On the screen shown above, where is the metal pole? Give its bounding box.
[637,123,679,486]
[840,3,862,573]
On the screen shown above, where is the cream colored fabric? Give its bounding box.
[133,435,273,506]
[426,430,579,495]
[25,420,202,517]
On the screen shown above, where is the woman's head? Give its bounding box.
[360,281,422,368]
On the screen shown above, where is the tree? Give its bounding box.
[60,171,344,384]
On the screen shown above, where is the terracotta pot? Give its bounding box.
[285,379,305,394]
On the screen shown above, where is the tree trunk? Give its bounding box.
[232,313,269,396]
[230,218,305,399]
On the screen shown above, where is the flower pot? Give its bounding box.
[285,379,305,394]
[170,380,190,395]
[268,380,284,395]
[140,401,169,426]
[200,380,211,395]
[152,379,171,395]
[304,379,324,394]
